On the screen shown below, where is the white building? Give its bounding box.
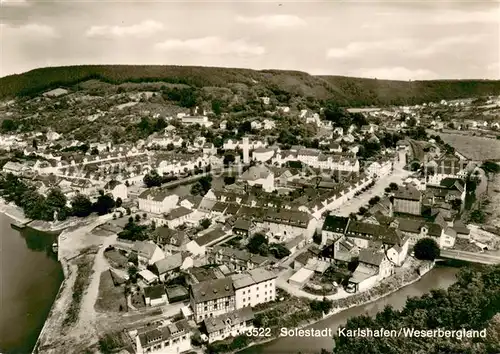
[273,149,359,172]
[133,241,165,267]
[144,285,168,306]
[231,268,277,309]
[239,165,275,192]
[134,320,191,354]
[137,189,179,214]
[104,180,128,201]
[366,159,393,178]
[252,147,276,163]
[161,206,194,229]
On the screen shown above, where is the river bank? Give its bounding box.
[236,263,442,354]
[0,213,64,354]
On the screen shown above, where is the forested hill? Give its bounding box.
[1,65,500,106]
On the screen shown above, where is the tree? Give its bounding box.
[200,218,211,229]
[247,233,268,254]
[142,213,147,219]
[32,139,38,150]
[414,237,440,261]
[223,153,236,166]
[481,161,500,174]
[93,192,116,215]
[126,207,131,215]
[358,207,368,215]
[90,147,99,155]
[71,194,93,217]
[143,170,162,188]
[389,182,399,191]
[135,214,141,222]
[268,243,291,259]
[211,99,223,115]
[1,119,17,132]
[115,197,123,208]
[368,196,380,206]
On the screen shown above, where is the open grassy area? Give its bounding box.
[104,249,128,269]
[95,270,128,313]
[62,252,96,327]
[437,132,500,161]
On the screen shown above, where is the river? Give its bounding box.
[242,266,459,354]
[0,213,64,354]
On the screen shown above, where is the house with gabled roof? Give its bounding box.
[132,241,165,267]
[138,188,179,214]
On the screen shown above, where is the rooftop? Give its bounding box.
[190,277,234,303]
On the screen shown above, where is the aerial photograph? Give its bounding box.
[1,0,500,353]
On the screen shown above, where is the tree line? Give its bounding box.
[0,173,118,221]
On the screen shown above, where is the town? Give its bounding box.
[2,85,500,354]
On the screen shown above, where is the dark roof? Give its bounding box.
[358,248,385,267]
[347,221,402,246]
[225,203,241,215]
[323,215,350,234]
[154,227,188,246]
[453,219,470,235]
[233,219,252,231]
[204,307,254,334]
[190,277,234,303]
[394,185,421,201]
[212,202,229,213]
[164,206,192,220]
[195,228,227,247]
[144,285,165,300]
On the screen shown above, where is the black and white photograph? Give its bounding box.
[1,1,500,354]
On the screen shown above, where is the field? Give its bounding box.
[1,65,500,106]
[436,132,500,161]
[95,270,128,313]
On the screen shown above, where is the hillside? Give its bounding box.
[2,65,500,106]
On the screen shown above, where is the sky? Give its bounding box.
[0,0,499,80]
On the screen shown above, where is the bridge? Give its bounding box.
[439,249,500,265]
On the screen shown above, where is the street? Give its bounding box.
[333,166,411,217]
[440,249,500,265]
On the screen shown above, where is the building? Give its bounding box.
[230,268,277,309]
[132,241,165,267]
[232,219,254,237]
[393,185,422,215]
[259,209,316,242]
[144,285,168,306]
[2,161,26,175]
[190,277,236,323]
[153,253,186,282]
[161,206,194,229]
[203,307,254,343]
[321,215,350,246]
[134,320,191,354]
[346,247,394,293]
[209,246,271,272]
[252,147,276,163]
[426,154,467,185]
[239,165,275,192]
[137,188,179,214]
[104,180,128,201]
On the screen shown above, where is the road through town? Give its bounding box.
[333,166,411,217]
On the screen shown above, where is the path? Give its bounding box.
[71,234,118,345]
